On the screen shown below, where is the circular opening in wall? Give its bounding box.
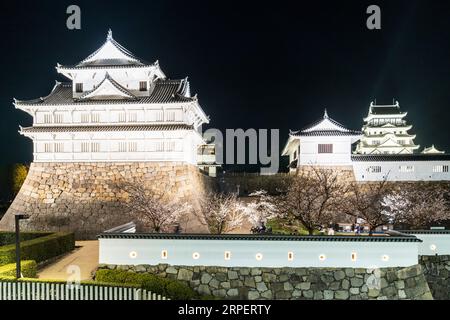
[129,251,138,259]
[430,244,437,251]
[319,254,326,261]
[192,252,200,260]
[255,253,263,261]
[381,254,389,262]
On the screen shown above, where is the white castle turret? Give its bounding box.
[15,29,210,166]
[1,30,216,237]
[355,101,419,155]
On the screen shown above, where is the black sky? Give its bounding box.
[0,0,449,167]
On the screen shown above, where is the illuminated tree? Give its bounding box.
[382,183,450,229]
[280,167,346,235]
[194,192,247,234]
[113,179,190,233]
[341,180,393,235]
[12,163,28,196]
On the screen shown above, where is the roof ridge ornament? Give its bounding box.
[323,108,329,119]
[107,29,113,40]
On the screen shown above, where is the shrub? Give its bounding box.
[0,260,37,278]
[0,231,51,246]
[95,269,198,300]
[0,232,75,265]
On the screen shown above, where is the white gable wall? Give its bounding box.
[299,136,355,166]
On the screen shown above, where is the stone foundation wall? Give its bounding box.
[419,255,450,300]
[0,162,217,239]
[97,263,433,300]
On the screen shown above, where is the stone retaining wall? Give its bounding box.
[419,255,450,300]
[0,162,216,239]
[97,263,433,300]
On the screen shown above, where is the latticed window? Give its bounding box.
[128,142,137,152]
[118,142,127,152]
[433,165,449,173]
[129,113,137,122]
[91,113,100,123]
[81,113,90,123]
[139,81,147,91]
[54,114,63,124]
[44,143,52,153]
[81,142,90,152]
[118,113,126,122]
[54,143,64,153]
[318,144,333,154]
[399,165,414,173]
[44,114,52,124]
[75,83,83,93]
[91,143,100,153]
[367,166,382,173]
[166,111,176,122]
[156,111,164,122]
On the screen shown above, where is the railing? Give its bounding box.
[0,280,168,300]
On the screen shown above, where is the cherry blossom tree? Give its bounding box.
[245,190,281,229]
[113,179,190,233]
[341,180,393,235]
[280,167,346,235]
[382,183,450,229]
[194,192,247,234]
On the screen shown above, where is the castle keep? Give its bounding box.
[0,30,215,237]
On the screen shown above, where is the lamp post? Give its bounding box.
[15,214,29,279]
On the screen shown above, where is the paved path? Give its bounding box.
[38,240,99,281]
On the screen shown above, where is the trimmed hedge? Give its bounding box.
[95,269,198,300]
[0,231,51,246]
[0,232,75,265]
[0,260,37,278]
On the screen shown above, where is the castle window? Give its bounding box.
[156,111,164,122]
[91,142,100,153]
[44,143,53,153]
[118,142,127,152]
[128,142,137,152]
[433,165,449,173]
[166,111,176,122]
[367,166,382,173]
[118,112,126,123]
[44,114,52,124]
[399,165,414,173]
[129,113,137,122]
[318,144,333,154]
[91,113,100,123]
[54,113,63,124]
[81,113,90,123]
[81,142,89,152]
[75,83,83,93]
[54,143,64,153]
[139,81,147,91]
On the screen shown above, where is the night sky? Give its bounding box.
[0,0,449,169]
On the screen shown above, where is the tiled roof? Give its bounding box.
[292,130,361,137]
[15,80,195,106]
[77,30,148,67]
[97,232,422,242]
[351,154,450,162]
[77,73,136,101]
[290,110,362,137]
[399,230,450,235]
[21,124,193,133]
